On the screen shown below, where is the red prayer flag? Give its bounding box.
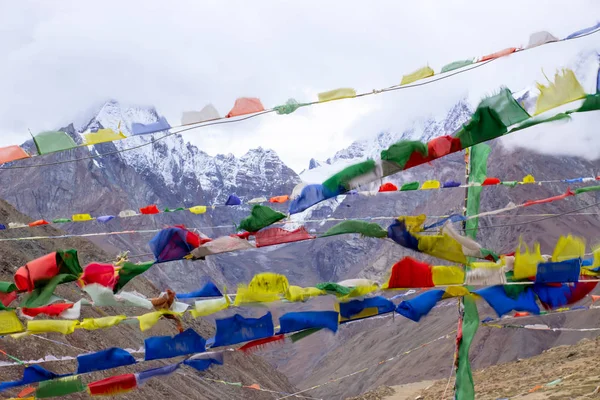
[238,334,285,353]
[386,257,434,288]
[427,135,454,158]
[28,220,50,227]
[22,303,74,318]
[226,97,265,118]
[514,311,530,317]
[139,204,160,215]
[255,226,315,248]
[523,189,574,207]
[14,253,59,292]
[0,291,17,307]
[378,182,398,192]
[480,47,517,62]
[482,177,501,186]
[79,263,117,289]
[88,374,137,396]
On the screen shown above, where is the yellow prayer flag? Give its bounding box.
[344,284,379,298]
[420,180,441,190]
[83,128,127,145]
[27,320,78,335]
[190,296,230,318]
[248,272,289,294]
[72,213,93,222]
[432,266,465,285]
[521,174,535,184]
[234,286,279,306]
[396,215,427,232]
[79,315,127,330]
[513,240,544,280]
[137,310,181,331]
[443,286,470,298]
[318,88,356,103]
[552,235,585,262]
[0,311,24,334]
[417,234,467,264]
[189,205,207,215]
[593,247,600,269]
[284,286,325,302]
[400,66,434,85]
[534,69,586,115]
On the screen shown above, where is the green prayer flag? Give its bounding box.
[455,107,507,149]
[508,113,571,134]
[52,218,72,223]
[290,328,322,343]
[274,98,306,115]
[19,274,77,308]
[575,93,600,112]
[478,88,530,127]
[0,282,16,293]
[113,261,155,293]
[36,376,85,398]
[321,220,387,238]
[164,207,185,212]
[400,181,420,191]
[455,294,479,400]
[315,282,351,296]
[57,249,83,276]
[465,144,490,240]
[33,131,77,155]
[574,185,600,195]
[380,140,428,169]
[441,59,474,73]
[238,205,286,232]
[501,181,518,187]
[323,159,377,192]
[480,248,499,262]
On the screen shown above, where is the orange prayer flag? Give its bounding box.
[0,146,30,165]
[591,295,600,303]
[17,386,35,398]
[226,98,265,118]
[268,195,289,203]
[28,220,49,227]
[480,47,517,62]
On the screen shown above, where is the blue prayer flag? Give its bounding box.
[475,286,540,317]
[340,296,395,320]
[131,116,171,136]
[535,259,581,283]
[177,281,222,299]
[145,329,206,361]
[213,312,274,347]
[396,290,445,322]
[278,311,339,334]
[77,347,136,374]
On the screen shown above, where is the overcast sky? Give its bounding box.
[1,1,599,172]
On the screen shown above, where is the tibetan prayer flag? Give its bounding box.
[535,69,586,115]
[164,207,185,212]
[466,143,491,239]
[339,296,395,321]
[384,257,433,289]
[137,310,180,331]
[225,194,241,205]
[177,281,222,299]
[323,159,377,193]
[96,215,114,223]
[145,328,206,361]
[274,98,304,114]
[316,282,351,296]
[190,236,254,259]
[552,234,585,262]
[88,374,137,396]
[0,310,24,334]
[28,219,49,227]
[15,250,82,292]
[285,286,326,302]
[234,273,289,305]
[189,205,207,214]
[0,365,61,392]
[396,290,444,322]
[79,315,127,330]
[0,282,18,293]
[482,177,500,185]
[213,312,274,347]
[565,22,600,39]
[184,352,224,372]
[113,261,154,292]
[455,294,479,400]
[139,204,160,214]
[238,205,286,232]
[0,145,29,164]
[575,185,600,195]
[118,209,137,217]
[72,213,93,221]
[80,263,117,289]
[83,128,126,145]
[432,266,465,285]
[255,226,314,247]
[84,284,152,308]
[514,241,544,279]
[318,88,356,102]
[378,182,398,192]
[535,259,581,283]
[18,274,77,308]
[27,320,78,335]
[428,135,455,158]
[22,303,73,318]
[381,141,428,170]
[149,227,196,263]
[36,376,84,398]
[322,220,388,238]
[181,104,220,125]
[269,195,289,203]
[238,335,285,353]
[479,47,517,62]
[77,347,136,374]
[401,66,434,85]
[191,296,230,318]
[400,181,420,191]
[288,184,336,214]
[33,131,77,155]
[443,181,461,188]
[278,311,339,334]
[420,180,440,190]
[226,97,264,118]
[131,116,171,136]
[475,286,540,317]
[527,31,558,48]
[533,282,597,309]
[137,363,180,385]
[249,197,268,203]
[0,291,17,308]
[441,59,474,73]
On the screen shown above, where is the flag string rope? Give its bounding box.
[1,26,598,171]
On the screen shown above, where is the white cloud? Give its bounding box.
[0,0,599,171]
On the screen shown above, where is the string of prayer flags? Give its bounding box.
[226,97,265,118]
[77,347,137,374]
[83,128,126,145]
[278,311,339,334]
[131,116,171,136]
[238,204,286,232]
[144,328,206,361]
[33,131,77,155]
[318,88,356,102]
[213,312,274,347]
[321,220,388,239]
[535,69,586,115]
[255,226,314,247]
[0,145,30,164]
[400,66,434,85]
[88,373,137,396]
[181,104,220,125]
